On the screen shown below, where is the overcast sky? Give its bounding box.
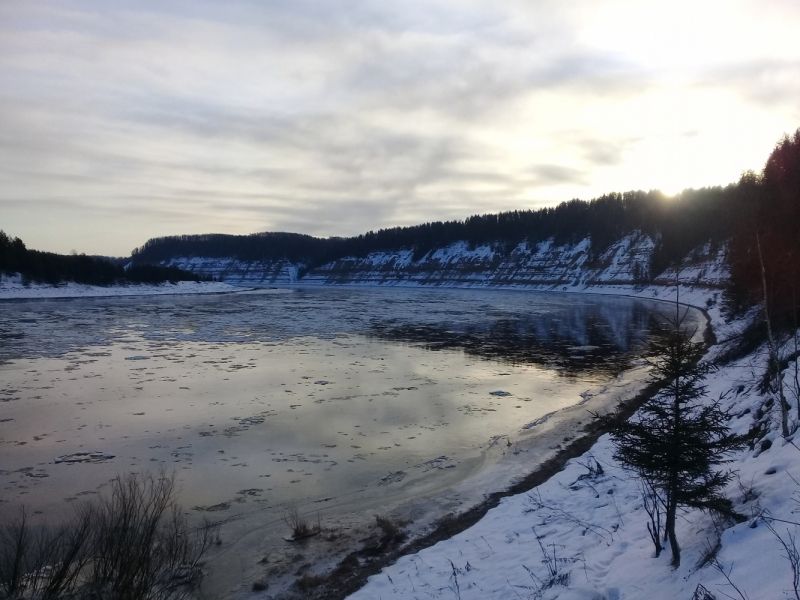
[2,0,799,256]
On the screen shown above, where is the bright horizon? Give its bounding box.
[2,1,799,256]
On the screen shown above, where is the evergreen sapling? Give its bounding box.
[606,296,746,567]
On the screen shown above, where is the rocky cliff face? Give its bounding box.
[302,233,652,287]
[160,232,730,290]
[302,232,729,290]
[159,256,300,285]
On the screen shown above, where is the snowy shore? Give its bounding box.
[343,283,796,600]
[0,273,247,300]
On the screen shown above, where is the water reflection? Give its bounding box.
[369,296,679,378]
[0,288,697,367]
[0,287,704,536]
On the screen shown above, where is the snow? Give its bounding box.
[0,273,245,300]
[141,232,727,295]
[301,232,675,289]
[367,249,415,268]
[429,241,496,263]
[346,285,800,600]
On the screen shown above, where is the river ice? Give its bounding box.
[0,286,703,597]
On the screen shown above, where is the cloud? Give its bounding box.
[527,164,588,187]
[1,0,799,255]
[694,59,800,110]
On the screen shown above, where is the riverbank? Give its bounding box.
[0,273,247,299]
[338,289,797,599]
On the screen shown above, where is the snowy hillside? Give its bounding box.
[302,233,652,287]
[159,232,729,292]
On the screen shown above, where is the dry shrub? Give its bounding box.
[375,515,407,543]
[0,469,216,600]
[330,554,360,578]
[284,504,320,539]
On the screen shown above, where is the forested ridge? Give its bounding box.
[131,187,733,277]
[0,231,207,286]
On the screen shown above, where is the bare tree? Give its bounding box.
[640,478,664,558]
[766,521,800,600]
[757,232,791,437]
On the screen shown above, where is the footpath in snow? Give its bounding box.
[345,283,800,600]
[0,274,246,300]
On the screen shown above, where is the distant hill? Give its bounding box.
[132,186,735,280]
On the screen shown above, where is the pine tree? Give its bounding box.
[607,298,745,568]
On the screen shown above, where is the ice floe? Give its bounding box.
[55,451,115,464]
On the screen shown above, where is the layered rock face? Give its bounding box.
[159,232,730,290]
[302,234,650,287]
[159,257,300,285]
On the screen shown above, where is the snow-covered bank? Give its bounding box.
[0,273,246,300]
[345,288,799,599]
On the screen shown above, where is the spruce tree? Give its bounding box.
[608,300,745,568]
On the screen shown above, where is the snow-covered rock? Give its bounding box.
[158,256,300,284]
[302,233,723,292]
[149,233,729,294]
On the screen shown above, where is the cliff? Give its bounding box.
[159,232,729,290]
[157,256,301,285]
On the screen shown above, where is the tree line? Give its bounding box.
[727,129,800,331]
[131,187,733,276]
[0,232,208,286]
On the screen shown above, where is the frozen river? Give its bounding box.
[0,286,702,595]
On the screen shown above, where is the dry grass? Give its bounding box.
[375,515,407,543]
[294,572,326,591]
[284,504,320,539]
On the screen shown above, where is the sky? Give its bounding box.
[1,1,800,257]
